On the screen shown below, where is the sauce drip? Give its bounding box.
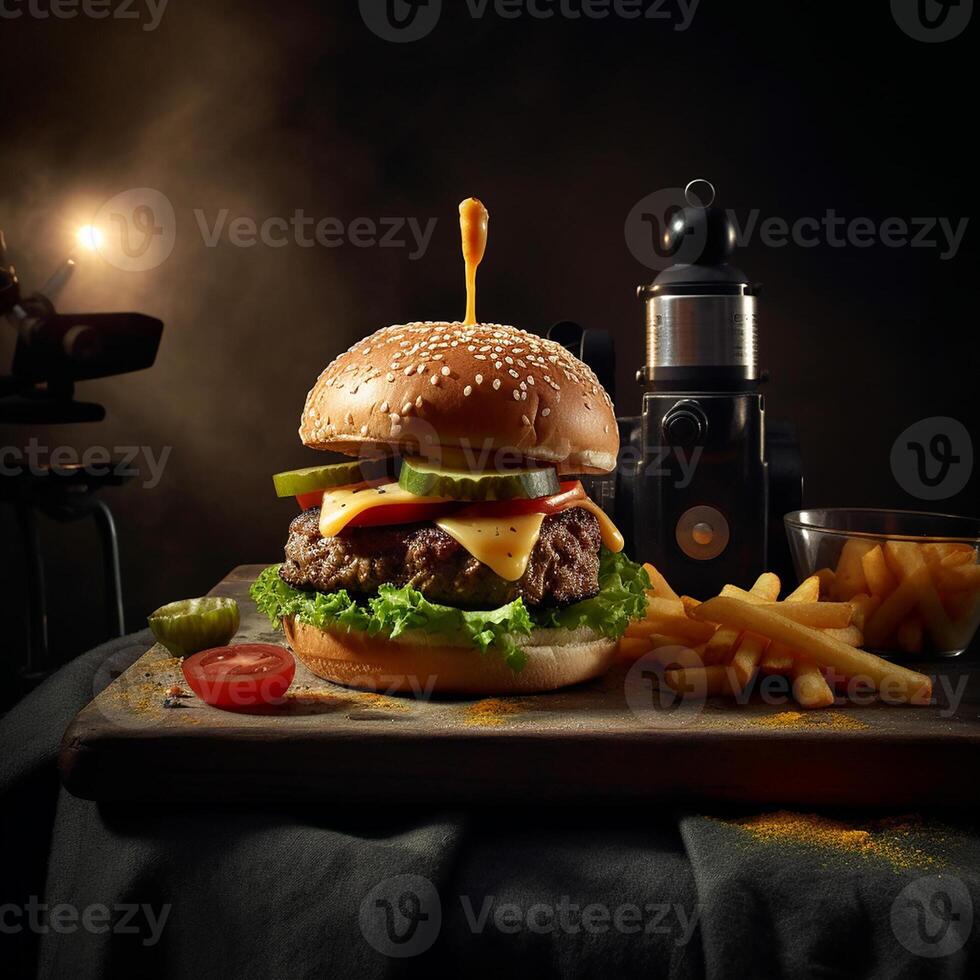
[459,197,489,325]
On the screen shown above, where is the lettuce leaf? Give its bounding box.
[532,548,651,637]
[249,548,649,674]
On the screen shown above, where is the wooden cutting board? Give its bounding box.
[59,565,980,806]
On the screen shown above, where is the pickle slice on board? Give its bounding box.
[148,597,240,657]
[272,458,395,497]
[398,456,560,501]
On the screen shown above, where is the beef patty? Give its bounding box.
[280,506,601,609]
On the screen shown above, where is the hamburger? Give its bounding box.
[251,320,649,695]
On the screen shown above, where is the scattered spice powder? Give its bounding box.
[465,698,529,726]
[752,710,870,732]
[723,811,939,870]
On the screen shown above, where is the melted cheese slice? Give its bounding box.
[436,512,546,581]
[318,483,449,538]
[317,481,625,582]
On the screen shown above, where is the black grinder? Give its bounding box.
[552,184,802,595]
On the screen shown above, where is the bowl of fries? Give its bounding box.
[784,509,980,658]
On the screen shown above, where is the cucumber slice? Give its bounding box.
[398,456,560,501]
[148,597,240,658]
[272,458,394,497]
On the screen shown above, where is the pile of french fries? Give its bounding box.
[819,538,980,655]
[619,562,936,710]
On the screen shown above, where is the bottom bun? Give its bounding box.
[283,617,618,696]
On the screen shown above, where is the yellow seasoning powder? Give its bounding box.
[753,710,870,732]
[724,811,939,870]
[465,698,528,726]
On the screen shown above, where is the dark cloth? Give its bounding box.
[3,634,979,980]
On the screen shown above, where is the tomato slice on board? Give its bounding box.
[181,644,296,711]
[454,481,586,519]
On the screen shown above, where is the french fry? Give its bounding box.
[896,618,924,655]
[791,659,836,709]
[861,545,898,598]
[848,593,880,633]
[704,573,780,665]
[883,541,956,650]
[823,625,863,647]
[760,577,815,672]
[934,563,980,592]
[643,562,679,601]
[864,568,929,647]
[814,567,836,599]
[680,596,702,615]
[645,596,687,619]
[690,596,933,704]
[922,542,975,565]
[753,601,853,629]
[786,575,820,603]
[618,637,652,660]
[662,665,735,698]
[730,632,769,690]
[626,616,716,644]
[834,539,874,599]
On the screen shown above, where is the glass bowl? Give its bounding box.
[784,509,980,658]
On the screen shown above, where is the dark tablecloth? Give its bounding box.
[2,633,979,979]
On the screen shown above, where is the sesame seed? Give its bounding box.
[415,395,423,408]
[432,354,444,360]
[416,364,425,374]
[495,361,503,370]
[527,376,534,385]
[402,402,413,415]
[512,390,521,401]
[541,407,551,417]
[441,365,451,376]
[475,374,484,384]
[404,366,413,376]
[380,401,389,413]
[492,379,502,390]
[463,385,473,397]
[521,414,530,425]
[389,412,400,423]
[474,355,487,361]
[386,373,395,382]
[508,369,519,378]
[430,375,440,386]
[360,425,368,435]
[505,356,513,365]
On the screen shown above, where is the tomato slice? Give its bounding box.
[296,489,327,511]
[181,644,295,711]
[454,481,586,519]
[344,501,460,527]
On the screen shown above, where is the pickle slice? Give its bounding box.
[272,458,394,497]
[398,456,560,501]
[148,597,240,658]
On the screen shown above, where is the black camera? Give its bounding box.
[550,185,802,596]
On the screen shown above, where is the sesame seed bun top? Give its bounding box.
[298,321,619,474]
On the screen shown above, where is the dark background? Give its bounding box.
[1,0,976,683]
